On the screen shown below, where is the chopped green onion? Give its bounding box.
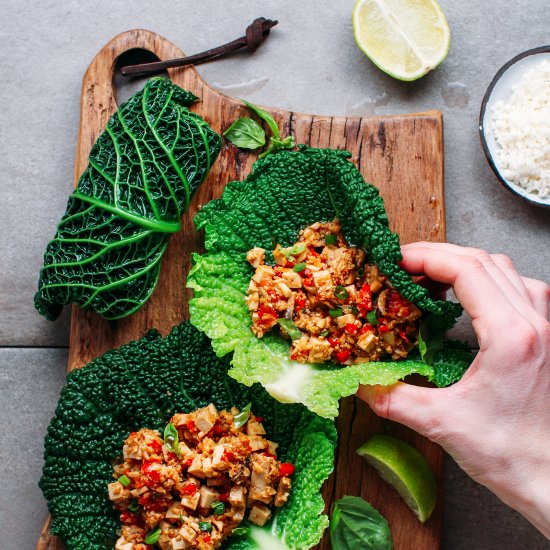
[334,285,349,301]
[199,521,213,532]
[234,403,252,428]
[325,234,337,245]
[163,423,181,457]
[232,525,250,536]
[319,330,330,338]
[367,310,378,325]
[350,305,359,316]
[293,262,306,272]
[211,500,225,515]
[282,243,306,259]
[144,526,161,544]
[329,307,343,318]
[128,499,140,513]
[118,475,131,487]
[277,318,303,341]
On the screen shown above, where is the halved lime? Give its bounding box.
[352,0,451,81]
[357,434,437,522]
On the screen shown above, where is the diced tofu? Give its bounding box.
[307,337,333,362]
[114,538,133,550]
[187,455,204,478]
[202,457,213,477]
[179,524,198,545]
[170,536,188,550]
[199,486,220,509]
[194,404,219,434]
[211,445,226,468]
[267,440,279,455]
[229,486,246,508]
[248,503,272,527]
[357,331,378,353]
[246,292,260,311]
[281,270,302,288]
[165,502,184,520]
[312,269,333,300]
[252,265,275,284]
[107,482,129,503]
[336,313,356,328]
[275,476,292,507]
[248,435,267,452]
[246,419,266,436]
[277,281,292,298]
[181,487,200,511]
[246,248,265,268]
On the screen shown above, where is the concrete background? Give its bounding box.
[0,0,549,548]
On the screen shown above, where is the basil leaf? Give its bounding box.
[277,318,303,341]
[211,500,225,515]
[224,117,266,150]
[325,234,338,245]
[163,423,181,456]
[199,521,213,532]
[330,496,393,550]
[330,307,343,318]
[240,99,280,137]
[293,262,306,272]
[335,286,349,301]
[367,310,378,326]
[233,402,252,428]
[282,243,306,259]
[144,526,162,544]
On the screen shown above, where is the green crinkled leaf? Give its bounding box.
[35,77,221,321]
[40,322,336,550]
[188,147,469,419]
[430,340,474,388]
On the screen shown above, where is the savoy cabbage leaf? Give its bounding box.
[35,77,221,321]
[188,146,471,418]
[40,322,336,550]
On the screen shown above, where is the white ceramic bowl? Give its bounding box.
[479,46,550,208]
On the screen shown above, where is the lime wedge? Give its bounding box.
[352,0,450,81]
[357,434,437,522]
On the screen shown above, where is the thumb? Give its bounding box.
[357,382,447,442]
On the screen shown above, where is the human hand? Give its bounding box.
[357,242,550,538]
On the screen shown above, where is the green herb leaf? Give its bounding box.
[319,330,330,338]
[418,313,447,365]
[330,496,393,550]
[199,521,213,532]
[224,117,266,150]
[293,262,306,272]
[329,307,343,318]
[163,423,181,456]
[325,234,338,245]
[335,286,349,301]
[128,499,140,512]
[240,99,280,137]
[211,500,225,515]
[367,311,378,326]
[233,402,252,428]
[144,526,162,544]
[118,474,131,487]
[277,318,303,341]
[282,244,306,259]
[350,305,359,316]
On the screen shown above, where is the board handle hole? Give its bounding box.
[113,49,169,105]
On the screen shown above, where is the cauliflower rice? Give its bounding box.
[490,59,550,198]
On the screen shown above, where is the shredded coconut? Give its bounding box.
[490,59,550,198]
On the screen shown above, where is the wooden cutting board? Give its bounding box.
[37,29,446,550]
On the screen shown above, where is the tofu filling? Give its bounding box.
[109,404,293,550]
[246,219,422,365]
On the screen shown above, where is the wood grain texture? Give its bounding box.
[37,29,445,550]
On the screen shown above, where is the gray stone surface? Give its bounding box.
[0,0,549,548]
[0,348,67,550]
